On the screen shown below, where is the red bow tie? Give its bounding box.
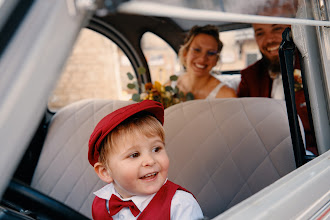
[109,194,140,217]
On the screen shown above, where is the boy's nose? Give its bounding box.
[142,154,156,167]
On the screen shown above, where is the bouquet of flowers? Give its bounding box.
[127,67,194,109]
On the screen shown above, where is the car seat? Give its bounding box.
[164,98,295,218]
[31,98,295,219]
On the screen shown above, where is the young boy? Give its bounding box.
[88,100,204,219]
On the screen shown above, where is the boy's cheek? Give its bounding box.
[162,156,170,171]
[161,152,170,162]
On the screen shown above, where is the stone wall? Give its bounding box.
[48,29,134,110]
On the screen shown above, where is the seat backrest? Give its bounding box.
[31,98,295,219]
[31,99,135,218]
[164,98,296,219]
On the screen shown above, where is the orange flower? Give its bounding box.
[145,82,153,91]
[154,81,162,93]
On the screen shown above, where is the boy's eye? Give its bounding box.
[129,152,140,158]
[152,146,161,153]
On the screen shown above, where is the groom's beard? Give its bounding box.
[262,54,281,73]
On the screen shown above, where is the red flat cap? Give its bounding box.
[88,100,164,166]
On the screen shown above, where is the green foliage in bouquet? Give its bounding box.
[126,67,194,109]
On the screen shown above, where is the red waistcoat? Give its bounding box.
[92,180,190,220]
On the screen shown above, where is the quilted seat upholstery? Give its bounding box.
[164,98,296,218]
[31,99,135,218]
[31,98,295,219]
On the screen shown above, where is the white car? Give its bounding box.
[0,0,329,219]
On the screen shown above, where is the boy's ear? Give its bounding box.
[94,162,113,183]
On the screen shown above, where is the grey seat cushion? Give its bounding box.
[31,98,295,219]
[31,99,135,218]
[164,98,295,218]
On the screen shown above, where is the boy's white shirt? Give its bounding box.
[93,180,204,220]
